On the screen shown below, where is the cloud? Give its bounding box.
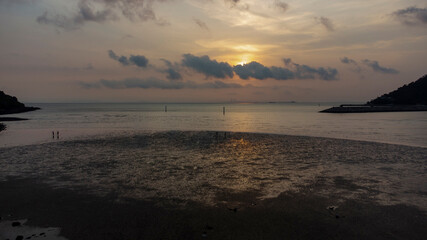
[224,0,249,11]
[284,58,338,80]
[37,0,169,30]
[315,16,335,32]
[233,61,294,80]
[37,1,116,30]
[340,57,361,72]
[129,55,149,68]
[233,59,337,81]
[224,0,240,7]
[108,50,149,68]
[81,77,243,89]
[108,51,180,79]
[392,6,427,26]
[160,59,182,80]
[340,57,357,65]
[362,59,399,74]
[182,54,234,78]
[106,51,337,81]
[274,0,288,13]
[193,18,209,31]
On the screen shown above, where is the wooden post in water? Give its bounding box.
[165,105,167,112]
[223,106,225,115]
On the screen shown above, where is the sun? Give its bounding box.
[236,56,250,66]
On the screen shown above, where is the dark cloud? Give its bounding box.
[164,68,182,80]
[37,1,116,30]
[108,50,148,68]
[233,59,337,81]
[193,18,209,31]
[106,51,337,81]
[224,0,249,11]
[340,57,357,65]
[340,57,361,73]
[315,16,335,32]
[81,78,243,89]
[37,0,169,30]
[182,54,234,79]
[160,59,182,80]
[274,0,288,12]
[392,6,427,26]
[129,55,149,68]
[284,58,338,80]
[362,59,399,74]
[233,61,294,80]
[224,0,240,6]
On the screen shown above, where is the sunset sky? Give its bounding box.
[0,0,426,103]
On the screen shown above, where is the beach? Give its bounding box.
[1,131,426,239]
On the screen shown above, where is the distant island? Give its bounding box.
[321,75,427,113]
[0,91,40,131]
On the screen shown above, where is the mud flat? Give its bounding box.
[1,131,426,239]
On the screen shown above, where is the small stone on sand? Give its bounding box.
[12,222,21,227]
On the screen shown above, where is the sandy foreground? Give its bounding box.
[0,131,426,239]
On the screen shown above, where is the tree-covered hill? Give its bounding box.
[368,75,427,105]
[0,91,40,115]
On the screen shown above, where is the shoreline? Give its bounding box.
[0,117,29,121]
[1,129,426,149]
[0,106,40,115]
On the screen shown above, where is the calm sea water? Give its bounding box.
[1,103,426,148]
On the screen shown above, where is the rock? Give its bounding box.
[11,221,21,227]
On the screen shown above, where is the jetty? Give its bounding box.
[321,74,427,113]
[321,104,427,113]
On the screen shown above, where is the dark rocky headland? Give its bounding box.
[0,91,40,115]
[0,91,40,131]
[321,75,427,113]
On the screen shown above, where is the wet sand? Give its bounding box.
[0,131,426,239]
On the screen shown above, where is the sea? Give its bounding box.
[1,102,426,148]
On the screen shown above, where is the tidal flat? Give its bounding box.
[0,131,426,239]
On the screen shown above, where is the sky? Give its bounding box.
[0,0,426,103]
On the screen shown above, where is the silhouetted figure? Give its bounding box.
[52,131,54,139]
[223,106,225,115]
[57,131,59,139]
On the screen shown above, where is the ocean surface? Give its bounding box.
[1,102,426,148]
